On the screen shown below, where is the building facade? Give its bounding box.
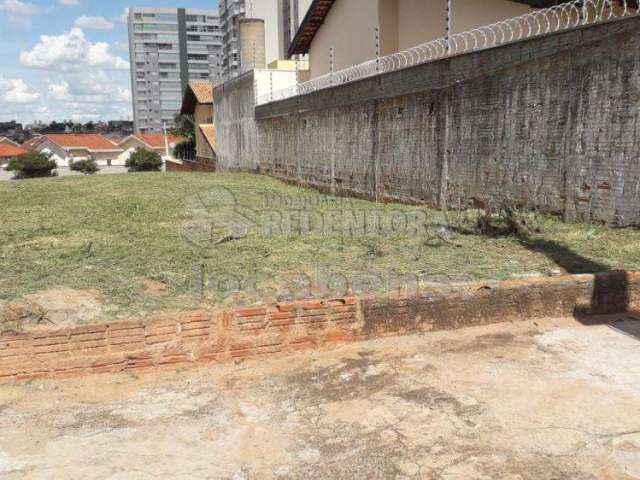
[290,0,548,79]
[218,0,312,80]
[128,8,223,133]
[33,134,123,167]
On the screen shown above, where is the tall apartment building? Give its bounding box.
[218,0,245,80]
[128,8,223,133]
[278,0,313,59]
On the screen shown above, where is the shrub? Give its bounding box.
[70,157,100,175]
[7,152,57,179]
[126,148,162,172]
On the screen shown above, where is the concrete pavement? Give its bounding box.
[0,316,639,479]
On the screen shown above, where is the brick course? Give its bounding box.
[1,271,637,382]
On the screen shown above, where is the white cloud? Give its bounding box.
[74,15,113,30]
[47,71,131,106]
[58,0,79,5]
[20,28,128,71]
[115,8,128,24]
[0,76,40,104]
[0,0,39,16]
[113,41,129,53]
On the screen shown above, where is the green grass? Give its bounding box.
[1,172,639,323]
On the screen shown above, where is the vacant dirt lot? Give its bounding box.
[1,316,639,479]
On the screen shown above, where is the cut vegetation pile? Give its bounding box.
[1,172,639,329]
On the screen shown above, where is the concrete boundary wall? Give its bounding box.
[1,271,637,382]
[250,17,640,226]
[214,70,259,171]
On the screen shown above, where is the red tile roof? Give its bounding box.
[0,144,29,158]
[188,81,214,104]
[121,134,185,150]
[199,124,216,150]
[46,134,121,151]
[138,134,185,149]
[23,137,44,150]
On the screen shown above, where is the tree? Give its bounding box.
[6,152,57,179]
[126,148,162,172]
[172,114,195,141]
[70,157,100,175]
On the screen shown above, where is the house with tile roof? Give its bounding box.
[22,136,45,151]
[180,80,216,165]
[32,134,123,167]
[0,137,20,148]
[0,143,29,167]
[117,134,186,165]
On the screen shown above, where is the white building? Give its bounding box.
[33,134,123,167]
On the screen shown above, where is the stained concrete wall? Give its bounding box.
[254,17,640,226]
[214,70,259,171]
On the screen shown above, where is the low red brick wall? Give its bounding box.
[1,271,637,382]
[166,159,216,172]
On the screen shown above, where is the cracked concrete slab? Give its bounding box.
[0,316,639,479]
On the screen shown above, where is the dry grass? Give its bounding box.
[1,172,639,324]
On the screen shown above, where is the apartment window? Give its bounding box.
[160,81,181,89]
[159,63,177,69]
[135,23,178,32]
[157,34,178,42]
[188,63,208,70]
[158,53,179,62]
[188,54,208,61]
[187,35,201,41]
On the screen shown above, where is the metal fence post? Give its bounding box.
[375,26,380,72]
[329,47,334,86]
[446,0,452,54]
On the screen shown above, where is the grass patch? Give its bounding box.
[1,172,639,323]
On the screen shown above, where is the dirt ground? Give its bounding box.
[0,316,639,479]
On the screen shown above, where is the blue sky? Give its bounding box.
[0,0,219,124]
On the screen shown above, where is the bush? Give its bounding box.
[70,157,100,175]
[7,152,57,179]
[126,148,162,172]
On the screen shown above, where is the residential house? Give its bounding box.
[180,80,217,164]
[117,134,185,164]
[32,134,123,167]
[22,136,44,151]
[289,0,560,79]
[0,137,20,148]
[0,144,28,167]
